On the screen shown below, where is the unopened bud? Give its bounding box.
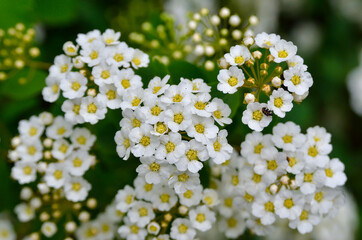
[252,50,262,60]
[270,184,278,194]
[280,175,289,185]
[272,77,282,87]
[245,93,255,104]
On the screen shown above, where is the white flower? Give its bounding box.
[92,62,119,86]
[61,99,85,124]
[202,188,220,207]
[287,55,307,70]
[76,29,101,48]
[176,140,209,173]
[224,45,252,66]
[289,208,320,234]
[208,130,233,165]
[240,132,274,164]
[168,170,201,194]
[272,121,306,151]
[270,39,297,63]
[41,221,57,237]
[242,102,273,132]
[170,218,196,240]
[160,84,192,106]
[308,188,337,215]
[64,177,91,202]
[163,105,192,132]
[140,95,167,124]
[134,176,156,201]
[306,126,331,146]
[283,66,313,95]
[217,66,245,94]
[120,88,145,110]
[14,203,35,222]
[44,162,68,189]
[145,75,170,96]
[318,158,347,188]
[70,127,96,150]
[49,54,73,77]
[79,96,107,124]
[42,76,61,102]
[187,115,218,144]
[115,128,133,160]
[65,150,93,176]
[219,214,246,239]
[285,151,305,174]
[274,189,304,220]
[302,140,332,168]
[51,138,73,160]
[178,186,203,207]
[251,193,276,225]
[60,72,88,99]
[18,116,44,141]
[16,140,43,162]
[127,202,155,227]
[102,29,121,45]
[118,217,147,240]
[11,160,37,184]
[254,148,287,184]
[147,222,161,235]
[295,168,325,194]
[80,40,105,67]
[120,108,147,131]
[209,98,232,126]
[180,78,211,93]
[191,93,215,117]
[155,132,185,164]
[151,186,178,211]
[136,157,171,184]
[98,84,122,109]
[46,116,73,140]
[114,68,143,95]
[255,32,281,48]
[267,88,293,118]
[189,205,216,232]
[115,185,136,212]
[218,195,243,218]
[106,42,134,68]
[63,41,78,56]
[129,124,160,157]
[131,49,149,69]
[0,219,15,240]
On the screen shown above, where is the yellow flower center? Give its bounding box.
[87,103,97,113]
[284,199,294,209]
[173,94,183,102]
[325,168,334,177]
[90,51,98,60]
[196,213,206,222]
[132,58,141,66]
[131,97,141,107]
[140,136,151,146]
[228,77,238,86]
[101,70,110,79]
[308,146,318,157]
[160,193,170,203]
[231,175,239,186]
[121,79,130,89]
[227,218,237,228]
[252,174,262,183]
[151,106,162,116]
[53,170,63,179]
[123,139,130,148]
[265,201,275,212]
[274,97,283,108]
[304,173,313,182]
[235,56,244,64]
[183,190,193,199]
[144,183,153,192]
[291,75,301,85]
[213,141,221,152]
[178,224,188,234]
[278,50,288,58]
[252,110,263,121]
[288,157,297,167]
[57,127,66,135]
[174,113,184,124]
[149,162,160,172]
[130,225,139,234]
[29,127,37,136]
[153,86,162,94]
[27,146,36,155]
[178,173,189,182]
[155,122,167,134]
[194,123,205,133]
[267,160,278,170]
[194,101,206,110]
[1,230,9,238]
[73,158,83,167]
[165,142,175,153]
[59,144,68,153]
[132,118,141,128]
[224,198,233,207]
[72,182,82,191]
[23,166,32,175]
[114,53,124,62]
[102,224,110,232]
[73,104,80,114]
[213,110,222,119]
[77,136,86,145]
[300,210,309,220]
[60,64,68,73]
[186,149,198,161]
[244,193,254,202]
[149,225,158,232]
[315,192,323,202]
[105,38,114,44]
[125,195,133,204]
[71,82,81,91]
[254,143,264,154]
[52,84,59,93]
[204,196,213,205]
[106,90,116,100]
[282,135,293,143]
[138,207,148,217]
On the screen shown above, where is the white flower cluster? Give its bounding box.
[42,29,150,124]
[218,32,313,131]
[114,76,233,175]
[9,112,96,203]
[207,122,346,237]
[0,218,15,240]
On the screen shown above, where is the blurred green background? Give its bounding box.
[0,0,361,239]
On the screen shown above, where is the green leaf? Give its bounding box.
[0,68,46,100]
[33,0,78,25]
